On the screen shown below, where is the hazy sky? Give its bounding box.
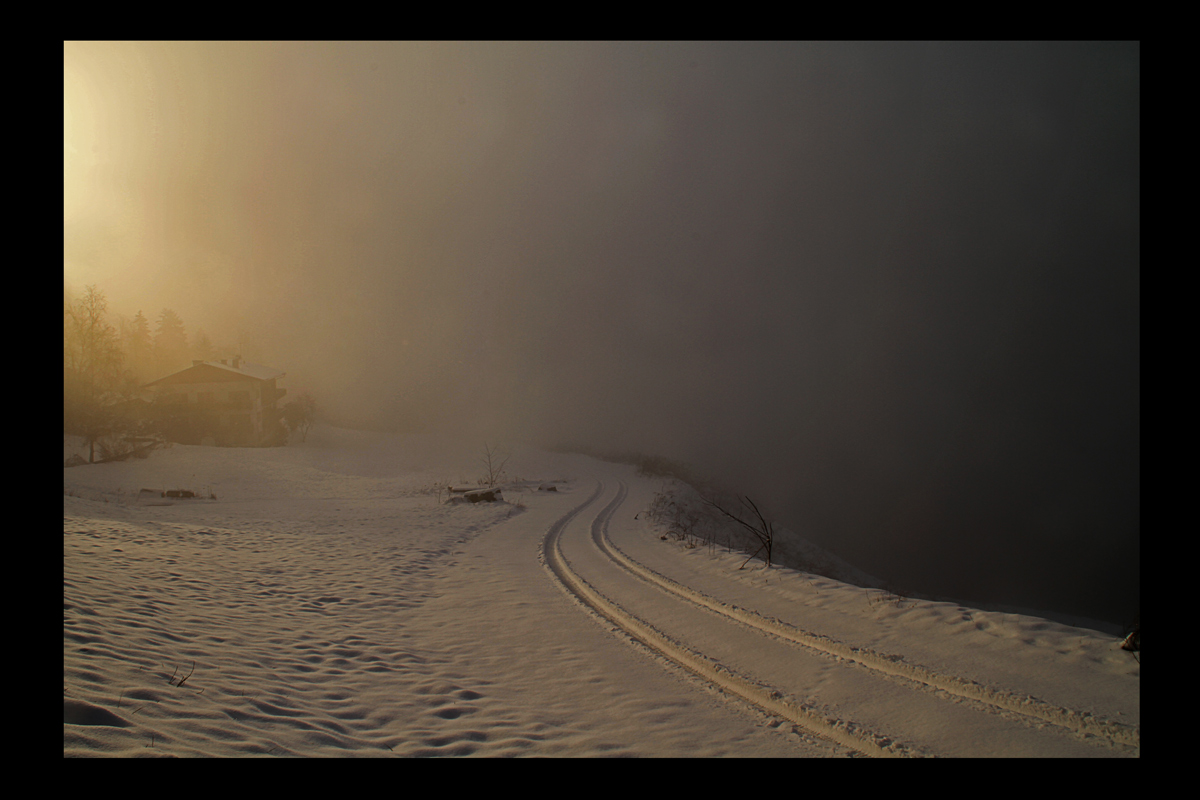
[63,41,1139,623]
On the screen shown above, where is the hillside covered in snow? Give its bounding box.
[64,427,1139,757]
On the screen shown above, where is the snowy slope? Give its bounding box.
[63,427,1139,757]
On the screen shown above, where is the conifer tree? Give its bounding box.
[121,310,154,383]
[192,329,215,363]
[153,308,189,376]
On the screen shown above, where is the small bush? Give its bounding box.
[478,442,511,487]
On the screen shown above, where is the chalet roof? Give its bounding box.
[144,359,285,388]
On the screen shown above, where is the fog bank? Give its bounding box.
[64,41,1139,624]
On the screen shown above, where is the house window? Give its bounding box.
[227,390,251,409]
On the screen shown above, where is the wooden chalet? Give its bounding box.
[143,356,287,446]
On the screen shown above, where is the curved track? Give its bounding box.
[593,481,1139,751]
[542,480,917,757]
[542,478,1139,758]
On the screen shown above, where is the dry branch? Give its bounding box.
[702,492,775,568]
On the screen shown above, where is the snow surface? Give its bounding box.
[64,426,1139,757]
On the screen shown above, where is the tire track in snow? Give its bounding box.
[595,480,1139,753]
[541,480,916,758]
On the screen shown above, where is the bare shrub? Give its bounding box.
[282,393,317,442]
[700,491,775,569]
[646,483,701,542]
[479,442,511,487]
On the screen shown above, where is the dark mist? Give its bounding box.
[65,41,1139,627]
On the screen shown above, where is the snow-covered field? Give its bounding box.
[64,426,1139,757]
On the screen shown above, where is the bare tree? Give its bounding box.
[702,491,776,569]
[479,442,511,487]
[64,285,127,463]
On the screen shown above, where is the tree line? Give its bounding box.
[64,284,313,461]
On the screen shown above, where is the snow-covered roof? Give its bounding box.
[203,360,285,381]
[144,359,285,387]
